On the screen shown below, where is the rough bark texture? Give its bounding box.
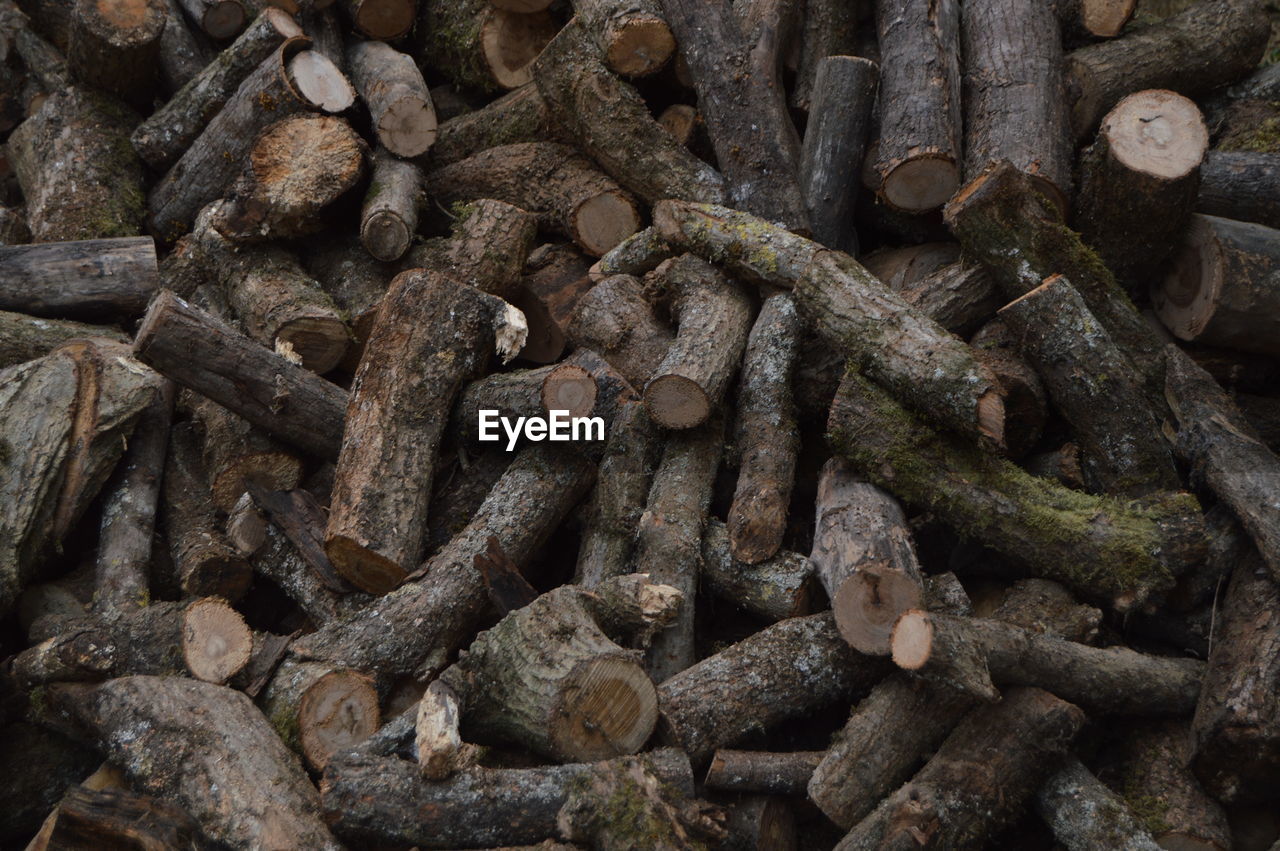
[0,237,158,321]
[571,0,674,77]
[589,226,674,282]
[568,273,674,389]
[862,246,1002,337]
[343,0,415,39]
[704,750,822,795]
[360,148,420,262]
[66,0,165,102]
[1197,150,1280,229]
[1036,757,1163,851]
[158,0,212,94]
[417,0,556,93]
[176,0,246,39]
[405,197,539,302]
[301,232,394,369]
[429,83,562,168]
[790,0,858,112]
[186,393,302,513]
[968,318,1048,460]
[28,785,205,851]
[0,310,128,371]
[348,39,436,157]
[514,243,594,363]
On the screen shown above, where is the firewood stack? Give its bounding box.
[4,0,1280,844]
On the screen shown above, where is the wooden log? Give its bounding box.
[570,0,673,77]
[132,290,349,458]
[209,114,366,242]
[702,520,812,620]
[260,658,380,770]
[130,7,301,172]
[360,148,420,263]
[428,83,562,167]
[961,0,1071,214]
[342,0,413,39]
[967,317,1048,460]
[810,458,924,655]
[147,38,355,240]
[657,612,891,763]
[325,270,524,594]
[186,394,303,513]
[42,676,342,849]
[417,0,556,93]
[28,785,204,851]
[833,687,1084,850]
[704,750,822,796]
[866,256,1001,339]
[8,88,145,242]
[1054,0,1136,37]
[828,368,1205,610]
[999,274,1180,495]
[799,55,878,254]
[0,311,127,371]
[66,0,165,101]
[301,232,394,368]
[348,39,436,157]
[321,749,695,848]
[789,0,858,112]
[0,238,157,320]
[176,0,245,38]
[405,198,539,302]
[513,242,593,362]
[1065,0,1269,139]
[1075,90,1208,292]
[1155,214,1280,356]
[1197,150,1280,229]
[589,227,674,282]
[871,0,961,212]
[533,19,726,206]
[654,200,1007,448]
[568,274,674,389]
[157,0,212,95]
[1036,757,1164,851]
[425,142,642,258]
[249,507,369,625]
[452,361,598,450]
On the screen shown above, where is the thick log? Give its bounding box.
[588,226,674,282]
[360,148,420,263]
[1037,757,1162,851]
[418,0,556,93]
[326,270,524,594]
[654,200,1007,448]
[28,785,204,851]
[1075,90,1207,292]
[871,0,961,212]
[406,197,539,302]
[131,8,301,172]
[340,0,413,39]
[828,368,1205,610]
[514,243,593,362]
[533,19,726,206]
[862,246,1001,337]
[568,274,674,389]
[1054,0,1136,37]
[428,83,562,167]
[260,658,380,770]
[799,55,878,254]
[999,275,1179,495]
[704,750,822,796]
[1198,150,1280,229]
[187,394,302,513]
[658,612,890,763]
[249,504,369,625]
[1155,214,1280,356]
[961,0,1071,214]
[8,88,145,242]
[570,0,673,77]
[348,39,436,157]
[148,38,355,240]
[1065,0,1269,139]
[834,687,1084,850]
[66,0,165,101]
[42,676,341,849]
[0,310,127,370]
[425,142,642,258]
[0,237,157,320]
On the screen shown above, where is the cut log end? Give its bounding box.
[352,0,415,40]
[378,95,438,159]
[482,9,558,90]
[606,16,676,78]
[882,156,960,213]
[832,564,924,656]
[551,655,658,761]
[1104,90,1208,181]
[570,192,643,257]
[727,488,788,565]
[361,210,413,263]
[325,535,408,595]
[299,670,381,770]
[977,389,1007,448]
[287,51,357,113]
[644,374,711,430]
[182,597,254,684]
[202,0,245,38]
[1153,215,1222,341]
[89,0,167,39]
[889,609,934,671]
[276,317,351,375]
[542,363,598,419]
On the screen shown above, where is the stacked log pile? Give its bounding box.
[3,0,1280,846]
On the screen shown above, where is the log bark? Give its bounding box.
[589,226,675,282]
[1075,90,1208,293]
[568,274,674,389]
[1037,757,1163,851]
[301,232,394,369]
[961,0,1071,214]
[533,19,727,206]
[326,270,524,594]
[998,274,1180,495]
[429,83,562,167]
[0,310,128,371]
[872,0,962,212]
[405,197,539,302]
[417,0,557,93]
[1197,150,1280,230]
[342,0,414,39]
[147,38,355,240]
[1155,214,1280,356]
[1065,0,1269,139]
[186,393,303,513]
[862,247,1001,337]
[654,200,1007,448]
[1054,0,1136,37]
[514,243,594,362]
[0,237,158,320]
[66,0,165,102]
[702,520,812,621]
[425,142,642,258]
[570,0,673,77]
[176,0,245,38]
[657,612,891,763]
[249,503,369,625]
[968,317,1048,460]
[789,0,858,112]
[703,750,822,796]
[42,676,341,849]
[833,687,1084,850]
[130,7,301,172]
[157,0,212,94]
[360,148,420,262]
[800,55,878,254]
[132,290,349,458]
[827,368,1205,610]
[260,658,380,770]
[348,39,436,157]
[8,87,145,242]
[727,292,798,564]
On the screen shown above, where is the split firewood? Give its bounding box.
[998,274,1180,495]
[961,0,1071,214]
[1036,757,1163,850]
[186,394,303,513]
[133,291,349,458]
[799,55,878,254]
[654,200,1007,448]
[570,0,673,77]
[348,39,436,158]
[8,88,145,242]
[810,458,924,656]
[829,368,1205,609]
[658,612,891,763]
[0,238,158,321]
[177,0,247,39]
[871,0,961,212]
[132,8,302,172]
[1156,214,1280,357]
[26,785,205,851]
[533,19,727,206]
[324,270,525,593]
[1065,0,1268,139]
[589,226,675,282]
[703,750,823,796]
[429,83,563,167]
[66,0,165,103]
[568,274,674,389]
[148,38,355,240]
[834,687,1084,850]
[360,149,421,262]
[425,142,642,258]
[418,0,557,93]
[1074,90,1208,294]
[451,360,599,449]
[1198,150,1280,229]
[321,748,699,848]
[39,676,342,849]
[0,311,128,370]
